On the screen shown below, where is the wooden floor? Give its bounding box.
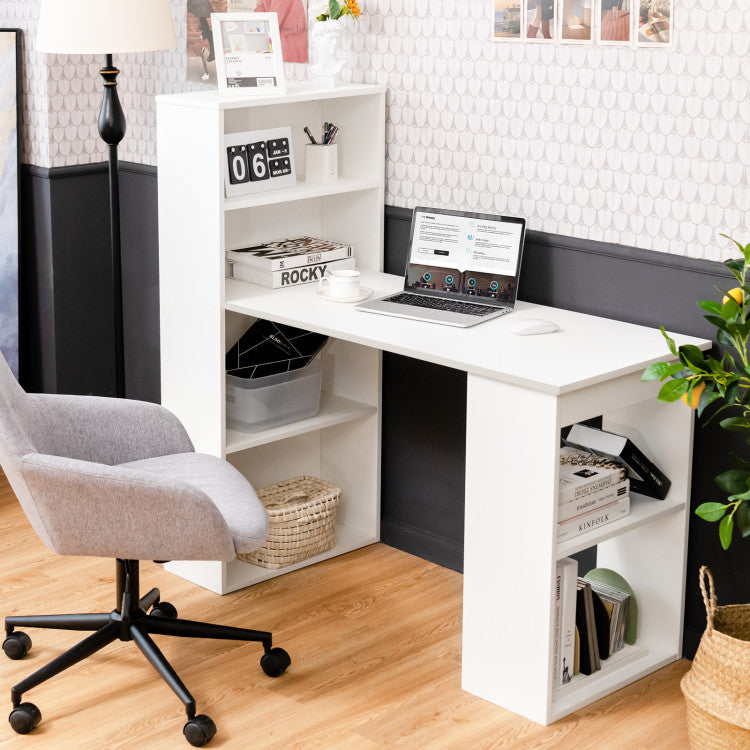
[0,472,691,749]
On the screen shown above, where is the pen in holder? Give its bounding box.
[305,144,338,184]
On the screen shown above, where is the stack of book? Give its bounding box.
[228,236,355,289]
[557,446,630,542]
[554,560,632,685]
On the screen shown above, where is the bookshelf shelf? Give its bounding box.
[165,521,378,595]
[550,643,676,721]
[225,392,377,453]
[556,490,687,558]
[223,176,381,211]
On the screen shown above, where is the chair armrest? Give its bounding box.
[27,394,194,465]
[17,453,236,562]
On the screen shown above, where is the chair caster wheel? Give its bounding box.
[151,601,178,619]
[9,702,41,734]
[260,647,291,677]
[3,631,31,660]
[183,714,216,747]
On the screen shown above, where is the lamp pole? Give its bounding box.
[98,54,127,399]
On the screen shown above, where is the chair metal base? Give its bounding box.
[3,560,289,745]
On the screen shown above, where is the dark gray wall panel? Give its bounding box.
[120,163,160,403]
[20,162,159,401]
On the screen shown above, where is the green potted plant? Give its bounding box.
[642,235,750,748]
[642,236,750,549]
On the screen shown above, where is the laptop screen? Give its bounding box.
[403,207,526,307]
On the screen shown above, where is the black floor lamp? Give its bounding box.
[36,0,177,398]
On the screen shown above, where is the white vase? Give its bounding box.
[309,19,347,87]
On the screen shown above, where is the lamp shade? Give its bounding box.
[36,0,177,55]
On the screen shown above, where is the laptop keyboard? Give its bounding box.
[384,293,500,317]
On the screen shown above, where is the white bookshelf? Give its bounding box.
[157,83,711,725]
[157,84,386,595]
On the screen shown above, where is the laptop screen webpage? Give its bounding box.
[404,207,526,307]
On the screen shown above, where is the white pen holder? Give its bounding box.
[305,144,338,184]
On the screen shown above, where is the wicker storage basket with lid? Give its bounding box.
[681,566,750,749]
[238,476,341,570]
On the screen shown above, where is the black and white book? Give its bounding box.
[558,478,629,523]
[557,557,578,685]
[227,236,354,272]
[231,257,356,289]
[575,580,600,675]
[559,446,628,505]
[565,424,671,500]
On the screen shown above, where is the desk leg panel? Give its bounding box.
[462,374,560,725]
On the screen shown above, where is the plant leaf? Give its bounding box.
[679,345,706,367]
[714,468,750,494]
[729,451,750,471]
[717,328,734,347]
[328,0,342,18]
[697,385,720,417]
[704,314,729,330]
[737,501,750,538]
[695,502,727,522]
[642,361,684,382]
[658,378,688,402]
[660,326,677,356]
[719,514,734,549]
[719,416,750,431]
[698,300,723,315]
[720,234,750,263]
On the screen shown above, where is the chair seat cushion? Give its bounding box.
[119,453,268,554]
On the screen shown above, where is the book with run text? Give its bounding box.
[227,236,354,272]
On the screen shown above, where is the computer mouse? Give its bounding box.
[510,319,560,335]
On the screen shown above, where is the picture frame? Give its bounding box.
[211,12,286,95]
[0,29,21,379]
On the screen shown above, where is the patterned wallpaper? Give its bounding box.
[2,0,749,259]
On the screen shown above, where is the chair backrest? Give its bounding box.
[0,353,57,549]
[0,353,37,466]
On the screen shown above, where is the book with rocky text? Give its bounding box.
[231,257,355,289]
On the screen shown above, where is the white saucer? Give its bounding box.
[315,287,373,303]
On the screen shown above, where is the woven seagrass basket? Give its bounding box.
[238,476,342,570]
[681,566,750,749]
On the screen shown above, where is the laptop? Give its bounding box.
[356,206,526,328]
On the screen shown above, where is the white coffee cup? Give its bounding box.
[319,269,360,299]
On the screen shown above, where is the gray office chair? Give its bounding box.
[0,354,290,746]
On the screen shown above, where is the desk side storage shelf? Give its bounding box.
[156,85,386,595]
[462,368,699,724]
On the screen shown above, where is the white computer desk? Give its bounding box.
[220,269,710,724]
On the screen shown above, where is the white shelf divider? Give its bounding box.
[223,176,381,211]
[225,391,377,453]
[556,491,687,559]
[550,644,677,721]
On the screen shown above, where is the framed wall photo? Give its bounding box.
[0,29,21,379]
[636,0,672,46]
[211,12,286,94]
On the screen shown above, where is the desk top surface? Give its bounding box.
[226,271,710,395]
